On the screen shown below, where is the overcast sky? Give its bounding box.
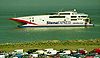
[0,0,100,13]
[0,0,99,7]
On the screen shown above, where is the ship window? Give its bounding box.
[32,17,34,19]
[81,16,87,18]
[29,18,31,19]
[78,19,82,20]
[49,16,65,18]
[60,13,70,15]
[71,19,77,21]
[84,19,89,22]
[78,16,81,17]
[64,19,66,21]
[72,13,74,15]
[32,20,34,22]
[83,19,85,21]
[71,16,77,18]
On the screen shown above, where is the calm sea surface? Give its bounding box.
[0,0,100,43]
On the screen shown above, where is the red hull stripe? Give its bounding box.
[9,18,37,25]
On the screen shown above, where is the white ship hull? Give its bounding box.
[9,9,94,28]
[18,24,94,28]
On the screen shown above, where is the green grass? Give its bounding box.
[0,39,100,52]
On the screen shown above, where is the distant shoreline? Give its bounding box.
[0,39,100,52]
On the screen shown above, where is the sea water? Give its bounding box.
[0,0,100,43]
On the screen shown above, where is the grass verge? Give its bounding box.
[0,39,100,52]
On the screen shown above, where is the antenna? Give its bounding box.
[58,8,63,16]
[57,10,60,16]
[60,8,63,12]
[74,9,76,12]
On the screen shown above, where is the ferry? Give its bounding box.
[9,9,94,28]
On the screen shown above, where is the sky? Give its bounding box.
[0,0,100,13]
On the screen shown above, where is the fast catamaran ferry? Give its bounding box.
[10,9,94,27]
